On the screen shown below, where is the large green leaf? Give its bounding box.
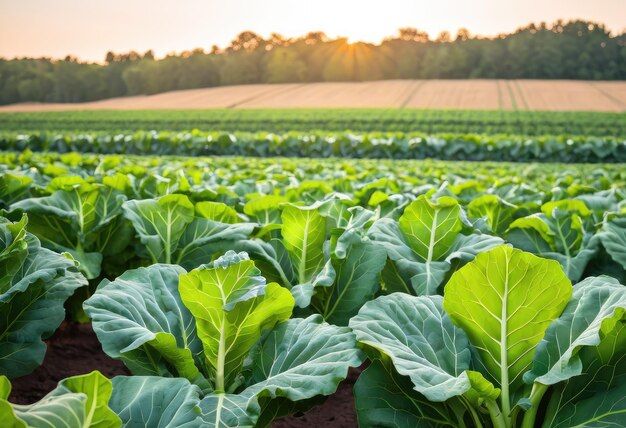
[110,376,202,428]
[444,245,571,417]
[526,276,626,385]
[175,219,255,269]
[0,216,86,378]
[354,360,458,427]
[51,371,121,428]
[8,393,87,428]
[289,207,386,324]
[242,201,383,321]
[350,293,482,402]
[399,196,462,262]
[370,201,502,295]
[507,200,597,281]
[195,201,240,224]
[0,173,33,208]
[318,237,386,325]
[122,194,194,264]
[83,264,207,388]
[243,195,286,226]
[595,214,626,271]
[179,251,294,391]
[543,321,626,427]
[1,371,120,428]
[10,181,128,279]
[123,195,253,269]
[198,393,259,428]
[244,315,364,401]
[468,194,517,235]
[280,203,326,284]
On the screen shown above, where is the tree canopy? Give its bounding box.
[0,20,624,105]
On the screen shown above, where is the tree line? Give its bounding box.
[1,20,624,105]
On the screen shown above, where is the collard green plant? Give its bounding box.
[240,199,387,325]
[122,194,254,268]
[0,214,86,378]
[0,371,120,428]
[9,176,130,279]
[4,128,626,163]
[506,199,598,281]
[369,194,503,295]
[468,194,520,235]
[351,245,626,428]
[84,251,363,427]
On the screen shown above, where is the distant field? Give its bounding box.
[1,80,625,112]
[1,108,624,136]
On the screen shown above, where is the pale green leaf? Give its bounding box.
[281,203,326,284]
[444,245,571,410]
[179,251,294,391]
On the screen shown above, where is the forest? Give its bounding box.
[1,19,624,105]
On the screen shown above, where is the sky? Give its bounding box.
[1,0,625,62]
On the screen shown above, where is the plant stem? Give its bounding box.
[165,208,172,264]
[449,401,468,428]
[486,399,507,428]
[500,255,512,427]
[521,383,549,428]
[215,323,226,392]
[461,397,483,428]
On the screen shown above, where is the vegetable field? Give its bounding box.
[2,108,626,428]
[2,108,625,135]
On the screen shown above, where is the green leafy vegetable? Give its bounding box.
[351,245,626,428]
[85,251,362,427]
[0,214,86,378]
[369,195,502,295]
[10,177,129,279]
[0,371,120,428]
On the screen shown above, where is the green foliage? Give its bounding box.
[351,246,626,428]
[84,251,363,427]
[239,199,387,324]
[10,177,130,278]
[122,194,254,267]
[506,199,598,280]
[1,108,624,136]
[2,130,626,162]
[0,215,86,378]
[370,195,502,295]
[0,371,120,428]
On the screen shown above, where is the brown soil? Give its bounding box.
[8,322,359,427]
[1,80,624,112]
[9,322,130,404]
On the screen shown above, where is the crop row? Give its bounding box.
[2,153,626,426]
[2,131,626,162]
[1,108,624,136]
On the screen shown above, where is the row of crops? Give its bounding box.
[2,131,626,162]
[2,151,626,427]
[1,109,625,135]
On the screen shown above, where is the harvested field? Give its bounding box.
[1,79,625,112]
